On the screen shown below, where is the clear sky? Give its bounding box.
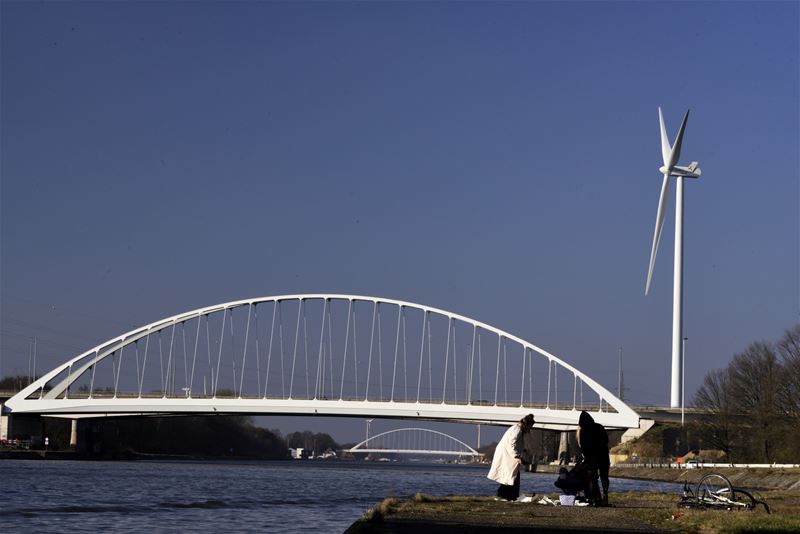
[2,1,798,445]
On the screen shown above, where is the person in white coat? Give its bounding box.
[487,414,535,501]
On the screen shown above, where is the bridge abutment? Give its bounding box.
[621,418,655,443]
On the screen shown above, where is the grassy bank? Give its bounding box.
[347,490,800,533]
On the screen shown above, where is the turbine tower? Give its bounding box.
[645,107,701,408]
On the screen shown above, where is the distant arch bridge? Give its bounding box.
[4,294,639,430]
[349,428,481,457]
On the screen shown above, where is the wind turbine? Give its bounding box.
[645,107,701,409]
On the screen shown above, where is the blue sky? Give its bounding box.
[2,1,797,444]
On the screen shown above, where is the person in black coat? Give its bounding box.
[577,410,610,506]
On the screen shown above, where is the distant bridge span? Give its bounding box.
[349,428,481,457]
[4,294,640,430]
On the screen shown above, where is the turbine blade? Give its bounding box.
[669,109,690,168]
[659,107,671,167]
[646,174,671,295]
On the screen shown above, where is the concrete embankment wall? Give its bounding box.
[608,466,800,491]
[535,464,800,490]
[0,450,80,460]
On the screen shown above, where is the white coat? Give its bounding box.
[487,423,524,486]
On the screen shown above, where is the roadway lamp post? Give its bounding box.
[681,337,687,426]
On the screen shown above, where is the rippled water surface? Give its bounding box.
[1,460,681,532]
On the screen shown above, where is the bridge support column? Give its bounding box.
[70,419,78,449]
[558,431,569,465]
[0,411,9,441]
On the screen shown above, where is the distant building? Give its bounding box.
[289,447,304,459]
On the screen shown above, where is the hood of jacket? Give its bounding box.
[578,410,594,428]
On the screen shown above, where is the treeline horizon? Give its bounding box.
[4,412,344,459]
[0,377,345,456]
[0,374,37,390]
[692,324,799,463]
[106,417,346,459]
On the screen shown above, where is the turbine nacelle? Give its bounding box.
[671,162,701,178]
[660,161,701,178]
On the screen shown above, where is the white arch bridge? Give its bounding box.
[349,428,481,457]
[4,295,639,430]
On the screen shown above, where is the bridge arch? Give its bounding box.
[349,428,480,456]
[4,294,639,429]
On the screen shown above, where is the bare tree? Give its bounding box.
[777,324,800,458]
[776,324,800,423]
[693,367,737,461]
[729,341,781,462]
[692,327,798,463]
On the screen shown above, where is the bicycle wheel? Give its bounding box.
[729,488,756,509]
[696,473,734,508]
[730,489,771,513]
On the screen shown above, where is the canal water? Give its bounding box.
[1,460,681,532]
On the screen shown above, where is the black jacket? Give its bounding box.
[578,411,609,467]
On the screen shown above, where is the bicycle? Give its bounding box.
[678,473,770,513]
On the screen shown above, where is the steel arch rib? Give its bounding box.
[349,427,480,455]
[4,294,639,429]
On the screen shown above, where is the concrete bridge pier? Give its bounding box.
[557,431,569,464]
[70,419,78,449]
[0,409,9,441]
